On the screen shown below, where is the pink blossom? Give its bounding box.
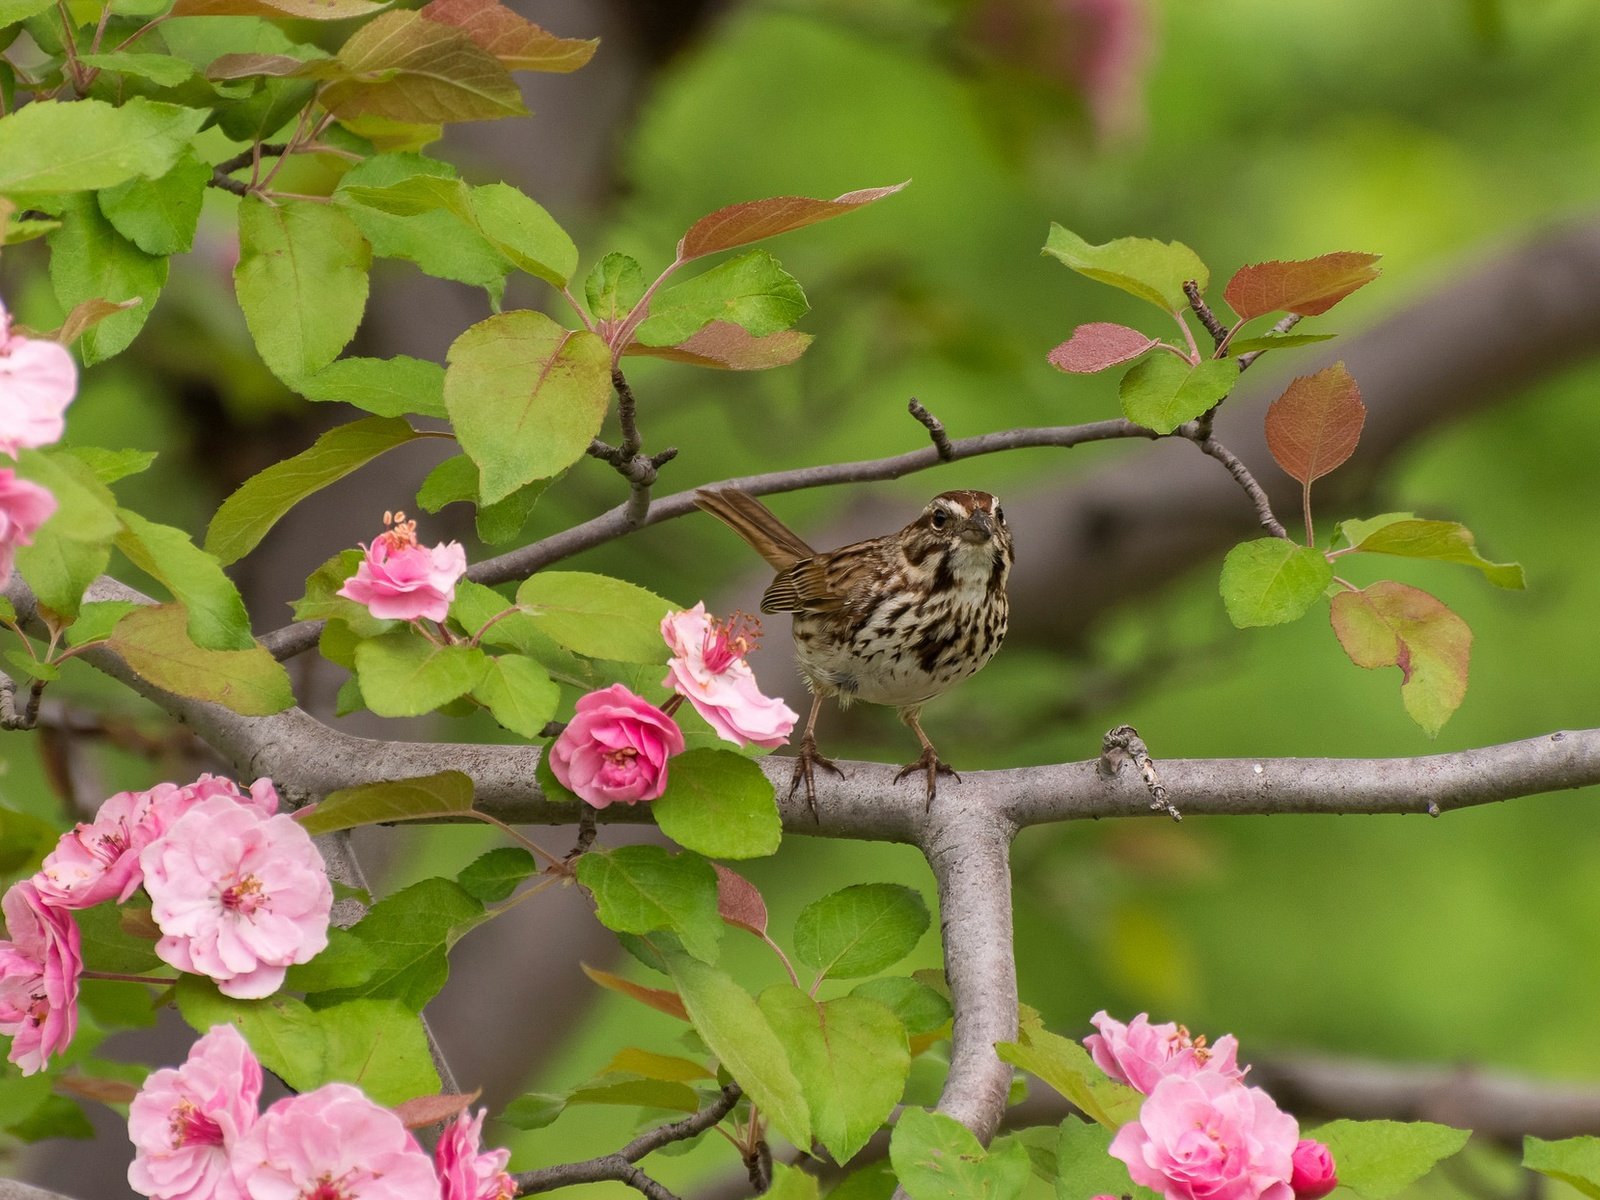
[0,299,76,457]
[337,513,467,622]
[0,468,55,585]
[435,1109,514,1200]
[141,796,331,999]
[1086,1010,1244,1095]
[1110,1071,1299,1200]
[548,684,684,809]
[661,604,797,750]
[128,1024,262,1200]
[1290,1139,1338,1200]
[0,881,82,1074]
[231,1083,440,1200]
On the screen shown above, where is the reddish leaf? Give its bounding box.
[625,322,811,371]
[581,963,689,1021]
[714,864,768,937]
[678,183,907,262]
[393,1091,478,1128]
[58,1075,140,1104]
[420,0,597,72]
[1046,322,1157,373]
[170,0,384,17]
[47,297,143,345]
[1330,582,1471,736]
[1224,252,1381,320]
[1265,363,1365,486]
[206,54,333,80]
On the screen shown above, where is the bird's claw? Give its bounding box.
[894,748,959,809]
[788,735,844,822]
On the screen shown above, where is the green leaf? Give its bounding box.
[64,446,156,484]
[890,1107,1032,1200]
[13,449,119,620]
[515,570,673,663]
[96,149,208,257]
[1118,357,1236,434]
[635,250,809,347]
[1043,224,1209,312]
[585,252,645,322]
[1334,515,1524,589]
[576,845,722,964]
[0,97,207,192]
[354,631,489,717]
[64,600,139,646]
[333,153,507,288]
[662,945,811,1149]
[116,510,254,651]
[759,985,909,1163]
[46,194,165,363]
[298,770,475,836]
[205,416,420,565]
[175,976,330,1093]
[828,1162,899,1200]
[472,654,560,738]
[0,0,53,23]
[1526,1136,1600,1200]
[1219,538,1333,628]
[677,183,907,262]
[498,1092,566,1130]
[282,927,378,993]
[604,1046,713,1082]
[995,1028,1141,1130]
[311,876,484,1011]
[294,551,394,639]
[653,748,781,860]
[793,883,930,981]
[466,181,578,286]
[444,311,610,503]
[73,903,166,975]
[106,604,294,715]
[297,356,447,420]
[567,1075,701,1114]
[1224,332,1337,354]
[1314,1119,1469,1199]
[1330,582,1471,736]
[235,196,371,384]
[77,50,195,86]
[457,846,537,903]
[850,977,952,1036]
[1055,1116,1144,1200]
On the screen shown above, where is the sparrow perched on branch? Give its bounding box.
[694,487,1012,812]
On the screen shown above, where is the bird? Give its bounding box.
[694,487,1012,813]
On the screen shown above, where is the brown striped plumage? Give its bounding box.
[694,487,1012,812]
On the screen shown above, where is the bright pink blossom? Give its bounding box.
[141,796,331,999]
[1290,1139,1338,1200]
[128,1024,262,1200]
[661,604,797,750]
[435,1109,514,1200]
[0,468,55,585]
[1110,1071,1299,1200]
[0,299,76,457]
[548,684,684,809]
[1086,1010,1244,1095]
[0,881,82,1074]
[337,513,467,622]
[231,1083,440,1200]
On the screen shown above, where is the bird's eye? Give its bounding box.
[931,510,948,529]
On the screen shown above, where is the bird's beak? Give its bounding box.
[959,509,994,543]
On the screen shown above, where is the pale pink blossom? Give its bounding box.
[128,1024,262,1200]
[141,796,331,999]
[0,881,82,1074]
[435,1109,514,1200]
[0,299,75,457]
[548,684,684,809]
[1110,1071,1299,1200]
[1086,1010,1244,1095]
[661,604,797,750]
[337,513,467,622]
[231,1083,440,1200]
[0,468,55,585]
[1290,1139,1338,1200]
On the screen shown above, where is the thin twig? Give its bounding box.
[210,143,290,196]
[1184,280,1228,349]
[908,397,955,461]
[1193,436,1290,539]
[586,367,675,528]
[0,671,46,731]
[1237,313,1305,371]
[1098,724,1180,820]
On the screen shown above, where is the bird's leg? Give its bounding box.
[893,706,958,808]
[790,691,842,821]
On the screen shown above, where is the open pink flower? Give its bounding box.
[0,468,55,585]
[1086,1010,1244,1095]
[128,1024,262,1200]
[436,1109,514,1200]
[337,512,467,622]
[1290,1139,1338,1200]
[231,1083,440,1200]
[548,684,684,809]
[1110,1070,1299,1200]
[0,299,76,457]
[0,881,82,1074]
[661,604,797,750]
[141,796,331,999]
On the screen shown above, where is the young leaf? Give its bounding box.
[116,509,255,651]
[580,963,689,1021]
[457,846,537,903]
[418,0,598,71]
[678,183,907,262]
[996,1028,1141,1130]
[625,322,812,371]
[566,1076,700,1114]
[76,51,196,86]
[0,97,208,192]
[353,631,490,718]
[1118,357,1235,434]
[1219,538,1333,628]
[714,864,768,937]
[333,154,508,288]
[465,182,578,286]
[603,1047,713,1083]
[1330,582,1471,736]
[514,571,674,663]
[653,749,781,860]
[1224,252,1382,321]
[205,417,420,565]
[297,356,447,420]
[1055,1116,1145,1200]
[586,252,646,322]
[282,928,379,993]
[444,311,610,503]
[107,604,294,715]
[1224,332,1337,354]
[1312,1118,1469,1199]
[471,654,560,738]
[1047,323,1158,374]
[13,449,120,619]
[793,883,930,981]
[1265,363,1365,486]
[320,11,528,124]
[575,845,722,964]
[48,298,145,348]
[890,1107,1032,1200]
[97,150,209,256]
[634,250,809,347]
[1525,1135,1600,1200]
[1334,515,1525,589]
[498,1092,567,1130]
[47,194,166,363]
[170,0,385,17]
[1043,224,1208,312]
[298,771,475,835]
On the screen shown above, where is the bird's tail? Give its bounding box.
[694,488,814,570]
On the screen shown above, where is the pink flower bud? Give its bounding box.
[548,684,685,808]
[0,299,76,457]
[1085,1010,1245,1095]
[337,512,467,622]
[1291,1139,1338,1200]
[436,1108,515,1200]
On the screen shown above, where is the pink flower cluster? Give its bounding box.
[0,295,72,585]
[1088,1012,1338,1200]
[128,1025,514,1200]
[338,511,468,623]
